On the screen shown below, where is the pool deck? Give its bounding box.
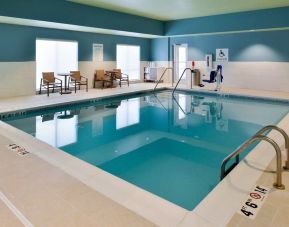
[1,83,289,227]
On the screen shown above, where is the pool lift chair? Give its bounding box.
[202,65,223,92]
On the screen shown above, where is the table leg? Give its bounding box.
[110,73,116,88]
[64,75,67,91]
[61,75,72,94]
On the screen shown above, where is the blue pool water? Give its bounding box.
[3,91,289,210]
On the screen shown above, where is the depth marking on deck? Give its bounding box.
[237,185,270,219]
[6,143,29,156]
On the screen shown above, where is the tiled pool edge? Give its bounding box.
[170,87,289,103]
[2,86,289,119]
[0,121,188,227]
[184,112,289,226]
[1,86,289,226]
[0,87,168,117]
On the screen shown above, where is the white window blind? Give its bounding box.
[116,45,140,80]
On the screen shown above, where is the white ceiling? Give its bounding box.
[68,0,289,20]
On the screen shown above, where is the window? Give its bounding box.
[116,98,140,129]
[36,39,78,89]
[93,44,103,61]
[116,45,140,80]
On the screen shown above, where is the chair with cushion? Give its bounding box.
[69,71,88,93]
[113,69,129,87]
[39,72,63,96]
[94,70,111,89]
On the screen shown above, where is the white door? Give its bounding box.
[173,44,188,83]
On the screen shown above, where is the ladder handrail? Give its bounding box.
[153,67,173,92]
[172,95,191,115]
[220,134,285,189]
[152,93,168,112]
[255,125,289,170]
[172,68,194,95]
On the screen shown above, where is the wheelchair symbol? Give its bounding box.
[219,50,225,57]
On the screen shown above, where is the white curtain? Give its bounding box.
[116,45,140,80]
[36,39,78,89]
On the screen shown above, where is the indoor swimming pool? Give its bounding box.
[3,90,289,210]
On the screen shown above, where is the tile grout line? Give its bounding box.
[0,191,34,227]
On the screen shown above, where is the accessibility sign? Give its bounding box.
[216,48,229,62]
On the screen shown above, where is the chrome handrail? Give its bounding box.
[152,93,168,112]
[172,95,191,115]
[153,67,173,92]
[254,125,289,170]
[172,68,195,95]
[220,134,285,190]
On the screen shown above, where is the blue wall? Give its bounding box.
[151,30,289,62]
[2,1,289,37]
[0,23,151,62]
[165,7,289,36]
[2,3,289,63]
[151,38,169,61]
[0,0,163,36]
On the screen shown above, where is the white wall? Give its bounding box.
[0,62,36,98]
[153,61,289,92]
[1,60,289,99]
[0,60,150,99]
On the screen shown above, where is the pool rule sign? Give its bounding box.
[238,185,270,219]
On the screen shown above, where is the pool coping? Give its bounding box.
[0,88,167,117]
[1,86,289,118]
[0,85,289,226]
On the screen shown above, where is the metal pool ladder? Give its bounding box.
[153,67,173,92]
[172,68,196,96]
[220,125,289,190]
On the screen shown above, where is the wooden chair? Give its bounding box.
[113,69,129,87]
[39,72,62,96]
[69,71,88,93]
[94,70,111,89]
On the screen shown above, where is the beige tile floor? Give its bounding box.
[1,83,289,114]
[0,135,155,227]
[227,158,289,227]
[0,201,23,227]
[0,83,167,114]
[1,83,289,227]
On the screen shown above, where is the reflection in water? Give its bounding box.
[116,98,140,129]
[173,93,227,131]
[4,91,289,210]
[178,94,187,120]
[36,110,78,147]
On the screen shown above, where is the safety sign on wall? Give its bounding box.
[216,48,229,62]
